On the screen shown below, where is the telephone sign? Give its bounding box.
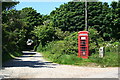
[78,31,89,59]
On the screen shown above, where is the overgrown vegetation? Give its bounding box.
[2,1,120,67]
[36,30,119,67]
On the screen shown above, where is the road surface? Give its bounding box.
[0,51,118,78]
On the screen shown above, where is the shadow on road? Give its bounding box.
[22,52,36,55]
[2,51,57,69]
[19,55,43,58]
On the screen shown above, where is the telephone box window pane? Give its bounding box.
[81,47,86,51]
[81,42,86,45]
[81,37,86,40]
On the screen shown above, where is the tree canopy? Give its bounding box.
[50,1,120,40]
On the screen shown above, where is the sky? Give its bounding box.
[15,2,66,15]
[15,0,118,15]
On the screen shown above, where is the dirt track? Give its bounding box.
[0,51,118,78]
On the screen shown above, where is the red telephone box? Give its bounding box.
[78,31,89,59]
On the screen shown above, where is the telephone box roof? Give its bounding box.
[78,31,89,33]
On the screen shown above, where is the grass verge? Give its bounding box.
[37,41,119,67]
[41,51,119,67]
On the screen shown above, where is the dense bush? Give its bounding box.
[32,23,70,49]
[89,28,104,54]
[32,25,55,46]
[54,27,70,40]
[63,32,78,55]
[38,41,65,62]
[105,41,120,53]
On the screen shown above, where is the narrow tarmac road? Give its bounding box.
[0,51,118,78]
